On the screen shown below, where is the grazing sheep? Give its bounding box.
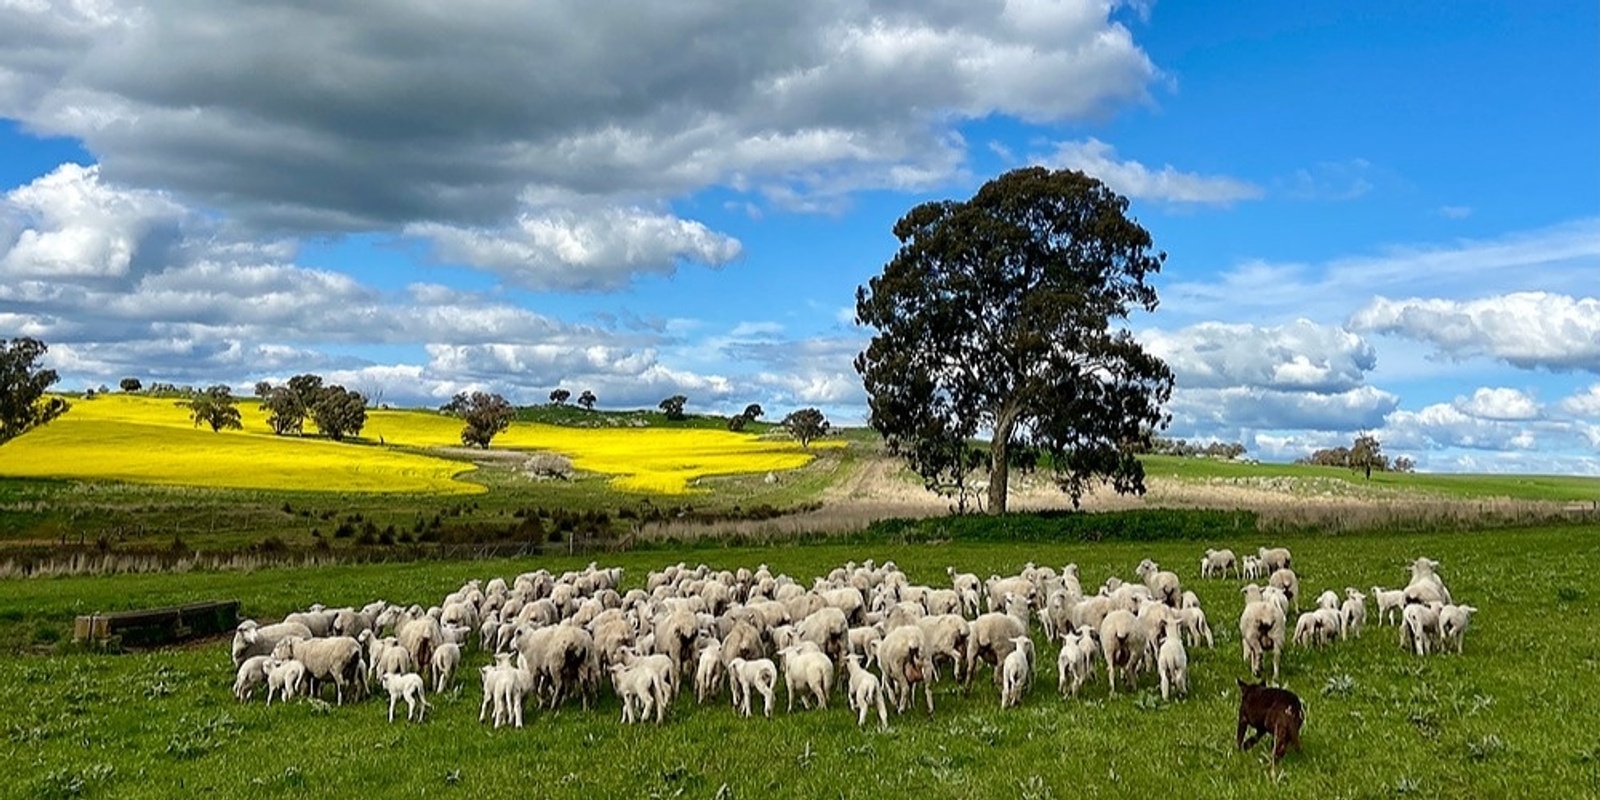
[1239,593,1286,683]
[999,635,1034,709]
[1437,604,1478,653]
[796,606,849,667]
[1156,618,1188,701]
[1201,548,1238,580]
[1242,555,1264,581]
[1370,587,1406,625]
[843,654,888,729]
[380,671,430,723]
[231,620,312,667]
[272,635,365,705]
[1055,630,1097,697]
[1236,679,1304,765]
[777,645,834,712]
[431,642,461,693]
[232,655,273,702]
[1136,559,1182,607]
[1340,589,1367,639]
[1400,602,1443,656]
[1257,547,1292,574]
[265,658,305,705]
[1292,609,1341,649]
[1269,569,1301,612]
[1174,605,1215,648]
[694,640,724,704]
[1099,609,1147,694]
[877,625,934,714]
[728,657,778,719]
[916,614,970,683]
[372,639,415,681]
[847,626,883,669]
[966,609,1026,690]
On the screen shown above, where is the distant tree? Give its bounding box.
[184,385,243,433]
[1297,446,1352,468]
[257,373,328,436]
[1349,433,1387,480]
[0,337,69,446]
[727,414,748,432]
[119,377,142,393]
[782,408,830,449]
[1393,455,1416,473]
[549,388,571,406]
[577,390,597,411]
[742,403,764,421]
[309,385,367,442]
[659,395,688,421]
[443,391,516,448]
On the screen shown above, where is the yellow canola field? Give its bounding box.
[0,395,827,495]
[364,409,825,493]
[0,395,481,494]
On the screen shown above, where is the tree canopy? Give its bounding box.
[0,337,69,445]
[658,395,688,421]
[309,385,368,441]
[577,390,597,411]
[855,167,1174,513]
[549,388,571,406]
[782,407,829,449]
[119,377,142,393]
[185,385,243,433]
[443,391,516,449]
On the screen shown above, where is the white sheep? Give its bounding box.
[1400,602,1443,656]
[1292,608,1342,649]
[1341,588,1367,638]
[609,662,669,724]
[844,654,888,728]
[1174,605,1214,648]
[999,635,1034,709]
[272,635,365,704]
[1099,609,1146,694]
[431,642,461,693]
[1437,604,1478,654]
[728,657,778,718]
[232,655,273,702]
[379,671,429,723]
[1242,555,1264,580]
[265,658,305,705]
[1269,568,1300,612]
[1201,548,1237,579]
[1404,557,1453,606]
[777,644,833,712]
[694,640,724,704]
[1136,559,1182,607]
[1258,547,1292,574]
[1315,590,1340,610]
[1156,618,1188,701]
[479,662,533,729]
[1239,593,1286,683]
[877,625,934,714]
[1055,630,1097,698]
[230,620,312,667]
[1371,586,1406,625]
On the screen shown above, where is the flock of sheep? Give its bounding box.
[226,547,1478,729]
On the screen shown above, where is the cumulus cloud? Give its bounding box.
[408,206,741,292]
[1165,385,1398,435]
[1560,384,1600,419]
[1043,138,1262,205]
[1453,387,1540,421]
[1351,292,1600,372]
[0,163,185,280]
[1141,320,1376,392]
[1379,402,1540,453]
[0,0,1159,232]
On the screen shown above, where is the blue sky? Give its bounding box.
[1,1,1597,473]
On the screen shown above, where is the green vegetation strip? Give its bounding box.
[1,525,1596,798]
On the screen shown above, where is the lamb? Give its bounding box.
[379,671,430,723]
[843,654,888,728]
[1135,559,1182,607]
[777,644,834,712]
[916,614,970,683]
[1315,590,1340,611]
[1400,602,1442,656]
[999,635,1034,709]
[1237,679,1304,765]
[1239,593,1286,683]
[1201,548,1238,579]
[372,639,415,681]
[1055,630,1097,697]
[479,661,533,729]
[1269,568,1301,612]
[1173,605,1214,648]
[609,662,669,724]
[1099,609,1147,694]
[1242,555,1264,581]
[431,642,461,693]
[694,640,724,704]
[1340,589,1367,639]
[1157,618,1188,701]
[271,635,365,704]
[232,655,273,702]
[1258,547,1293,574]
[265,658,305,705]
[1437,604,1478,654]
[1292,609,1340,649]
[230,620,312,667]
[1370,586,1406,625]
[966,608,1026,690]
[728,657,778,718]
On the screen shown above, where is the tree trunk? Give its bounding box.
[987,414,1016,515]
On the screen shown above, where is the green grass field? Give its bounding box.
[2,524,1595,798]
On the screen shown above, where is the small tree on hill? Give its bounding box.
[659,395,688,421]
[310,385,367,441]
[783,408,829,449]
[1349,433,1387,479]
[577,390,597,411]
[444,391,516,448]
[185,385,243,432]
[0,337,69,445]
[119,377,142,393]
[549,388,571,406]
[742,403,764,421]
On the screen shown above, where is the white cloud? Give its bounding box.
[1043,138,1262,205]
[1351,292,1600,372]
[1166,385,1398,435]
[0,163,184,280]
[1560,384,1600,419]
[1379,402,1540,453]
[1454,387,1540,421]
[1141,320,1376,392]
[408,205,742,292]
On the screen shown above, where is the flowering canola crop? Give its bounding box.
[0,395,823,494]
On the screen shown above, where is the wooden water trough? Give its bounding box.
[73,600,240,648]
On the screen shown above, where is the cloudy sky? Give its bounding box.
[2,1,1597,473]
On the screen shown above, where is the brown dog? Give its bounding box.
[1236,678,1304,763]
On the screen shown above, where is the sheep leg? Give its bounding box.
[875,690,888,728]
[388,695,397,723]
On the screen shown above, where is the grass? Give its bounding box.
[1142,455,1600,503]
[0,523,1595,797]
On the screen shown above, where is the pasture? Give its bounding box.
[1,524,1595,798]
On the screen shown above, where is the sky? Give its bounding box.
[1,1,1597,474]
